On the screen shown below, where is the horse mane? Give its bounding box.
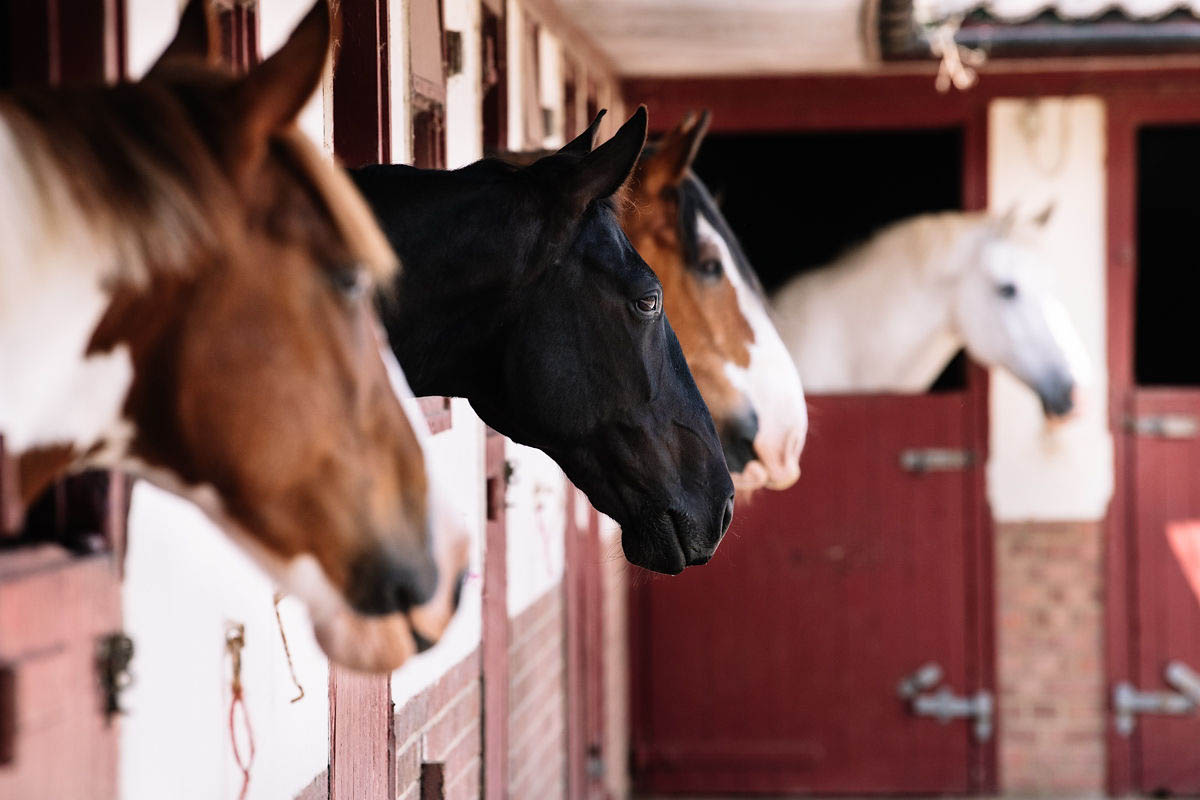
[815,209,991,283]
[0,81,396,293]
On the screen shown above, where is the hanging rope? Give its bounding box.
[272,593,305,704]
[927,17,986,94]
[226,622,255,800]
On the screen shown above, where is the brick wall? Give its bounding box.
[394,651,482,800]
[995,520,1106,794]
[508,588,567,799]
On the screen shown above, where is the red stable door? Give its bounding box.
[630,390,995,794]
[1107,107,1200,795]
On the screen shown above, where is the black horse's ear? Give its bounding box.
[559,110,606,156]
[567,106,648,209]
[148,0,218,74]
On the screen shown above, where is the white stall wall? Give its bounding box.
[444,0,484,169]
[987,96,1113,522]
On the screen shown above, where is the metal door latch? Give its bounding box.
[96,632,135,722]
[1113,661,1200,736]
[897,662,993,741]
[899,448,974,474]
[1126,414,1200,439]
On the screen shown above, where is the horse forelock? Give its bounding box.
[275,129,397,283]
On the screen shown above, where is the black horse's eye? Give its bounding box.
[633,291,662,317]
[331,265,368,301]
[696,257,724,278]
[996,282,1018,300]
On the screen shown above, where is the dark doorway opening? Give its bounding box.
[692,128,966,389]
[1136,125,1200,386]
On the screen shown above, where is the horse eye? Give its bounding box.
[331,265,368,301]
[697,257,724,277]
[996,282,1018,299]
[633,292,662,317]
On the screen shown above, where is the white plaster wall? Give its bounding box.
[389,0,412,164]
[120,487,331,800]
[125,0,180,79]
[506,0,525,150]
[393,398,487,705]
[987,97,1113,522]
[505,443,568,616]
[444,0,483,169]
[538,28,565,149]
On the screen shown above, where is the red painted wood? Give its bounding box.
[0,548,122,800]
[624,67,1200,136]
[332,0,390,168]
[480,2,507,154]
[565,487,606,799]
[329,667,394,800]
[1104,95,1200,795]
[482,430,508,800]
[1128,389,1200,793]
[0,438,22,537]
[631,394,981,794]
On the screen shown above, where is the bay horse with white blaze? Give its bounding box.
[0,0,459,672]
[622,111,808,492]
[353,110,736,575]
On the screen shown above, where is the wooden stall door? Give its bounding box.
[1126,390,1200,793]
[631,393,990,794]
[1108,107,1200,795]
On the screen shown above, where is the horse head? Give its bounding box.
[624,112,807,492]
[953,204,1087,418]
[356,109,736,575]
[1,0,461,671]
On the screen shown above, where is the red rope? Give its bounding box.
[226,624,255,800]
[228,687,255,800]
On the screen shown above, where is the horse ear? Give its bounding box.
[148,0,218,73]
[642,109,711,194]
[559,110,606,156]
[230,0,330,161]
[1030,200,1055,228]
[566,106,648,210]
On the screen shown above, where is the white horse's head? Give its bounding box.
[952,205,1087,418]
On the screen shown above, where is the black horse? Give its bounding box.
[352,108,734,576]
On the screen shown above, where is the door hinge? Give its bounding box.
[1126,414,1200,439]
[1113,660,1200,736]
[897,661,993,741]
[899,448,974,474]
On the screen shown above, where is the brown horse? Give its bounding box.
[501,114,808,492]
[0,0,457,672]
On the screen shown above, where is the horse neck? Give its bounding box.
[352,164,516,397]
[786,218,970,393]
[0,106,135,459]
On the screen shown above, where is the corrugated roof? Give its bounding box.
[915,0,1200,23]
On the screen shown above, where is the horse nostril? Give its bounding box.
[721,495,734,537]
[722,408,760,473]
[348,550,438,616]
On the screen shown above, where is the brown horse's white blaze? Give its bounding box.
[623,112,807,492]
[0,0,464,672]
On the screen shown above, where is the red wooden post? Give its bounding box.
[481,430,508,799]
[329,669,395,800]
[327,6,395,798]
[0,438,23,537]
[332,0,390,168]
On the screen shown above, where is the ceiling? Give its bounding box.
[554,0,875,77]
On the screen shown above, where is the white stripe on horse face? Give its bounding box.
[695,214,807,490]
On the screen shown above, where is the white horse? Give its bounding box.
[771,207,1088,417]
